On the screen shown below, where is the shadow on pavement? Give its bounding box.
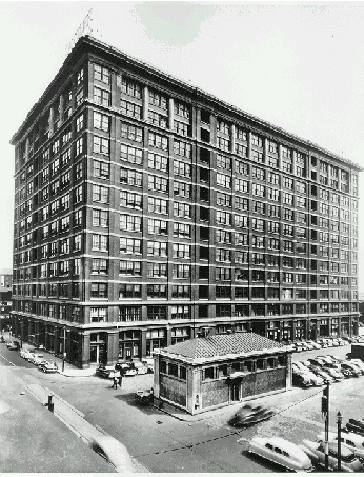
[114,392,161,416]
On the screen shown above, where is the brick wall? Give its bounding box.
[160,375,187,407]
[201,379,229,408]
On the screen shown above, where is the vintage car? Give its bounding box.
[300,439,363,472]
[7,341,21,351]
[130,360,148,375]
[341,362,362,377]
[142,357,155,373]
[317,431,364,459]
[96,364,116,379]
[90,435,135,473]
[243,436,312,472]
[39,361,59,373]
[349,359,364,373]
[292,372,313,388]
[115,360,138,377]
[228,402,274,428]
[344,418,364,436]
[321,367,344,381]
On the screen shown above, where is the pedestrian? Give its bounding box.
[113,374,118,390]
[118,369,123,387]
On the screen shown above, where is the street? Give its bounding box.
[1,341,363,473]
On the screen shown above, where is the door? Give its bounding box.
[231,381,240,401]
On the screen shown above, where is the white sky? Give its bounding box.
[0,1,363,288]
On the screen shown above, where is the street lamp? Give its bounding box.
[20,320,24,348]
[338,411,342,472]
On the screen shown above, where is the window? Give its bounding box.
[120,191,142,209]
[174,181,191,198]
[120,144,143,165]
[235,160,249,176]
[120,100,141,120]
[94,64,109,83]
[120,260,141,276]
[119,306,142,322]
[92,258,108,274]
[148,218,167,235]
[94,112,109,132]
[147,240,167,257]
[93,234,108,252]
[174,222,191,238]
[217,137,230,152]
[174,201,190,218]
[217,173,231,188]
[173,264,190,279]
[90,307,107,322]
[121,123,143,143]
[119,284,141,298]
[148,174,168,193]
[93,160,109,179]
[118,237,141,255]
[174,140,191,158]
[94,87,109,107]
[148,131,167,150]
[148,111,167,128]
[93,185,108,203]
[172,285,190,299]
[149,90,167,109]
[216,229,231,244]
[120,214,142,232]
[251,134,263,147]
[174,160,191,178]
[148,152,167,172]
[147,262,167,277]
[148,197,167,215]
[120,168,142,187]
[236,178,249,193]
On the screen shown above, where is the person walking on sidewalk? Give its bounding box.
[112,372,119,390]
[118,369,123,387]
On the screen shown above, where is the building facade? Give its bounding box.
[10,35,361,368]
[154,332,291,415]
[0,268,13,333]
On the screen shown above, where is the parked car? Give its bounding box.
[317,339,328,348]
[308,357,326,367]
[142,357,155,373]
[344,419,364,436]
[341,361,362,377]
[322,367,344,381]
[243,436,312,472]
[228,402,274,427]
[295,342,309,351]
[90,435,135,473]
[32,354,45,365]
[39,361,58,373]
[309,367,334,383]
[348,359,364,372]
[317,431,364,459]
[306,340,321,350]
[115,360,138,377]
[7,341,20,351]
[21,347,35,359]
[96,365,116,379]
[292,372,312,387]
[300,439,363,472]
[131,360,148,375]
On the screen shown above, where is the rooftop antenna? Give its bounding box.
[65,8,94,57]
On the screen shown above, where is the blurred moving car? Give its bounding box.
[39,361,58,373]
[243,436,312,472]
[90,435,135,473]
[228,402,274,427]
[300,439,363,472]
[96,365,116,379]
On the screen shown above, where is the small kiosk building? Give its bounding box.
[154,332,292,415]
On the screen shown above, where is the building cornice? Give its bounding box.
[10,35,363,172]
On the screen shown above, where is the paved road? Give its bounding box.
[0,357,115,473]
[1,341,362,473]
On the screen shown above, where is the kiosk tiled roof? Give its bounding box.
[160,332,285,360]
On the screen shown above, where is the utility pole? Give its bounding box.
[338,411,342,472]
[322,381,330,471]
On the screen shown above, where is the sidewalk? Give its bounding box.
[7,333,97,377]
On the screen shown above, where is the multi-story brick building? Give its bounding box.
[10,35,361,368]
[0,268,13,333]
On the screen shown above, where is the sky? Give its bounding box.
[0,1,363,287]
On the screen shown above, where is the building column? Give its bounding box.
[286,353,292,390]
[81,333,90,369]
[54,327,60,357]
[143,86,149,122]
[230,124,236,155]
[34,321,40,346]
[141,330,147,357]
[168,97,174,130]
[106,332,119,365]
[166,325,171,347]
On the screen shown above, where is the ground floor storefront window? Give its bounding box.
[146,329,166,356]
[119,330,141,359]
[90,332,107,364]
